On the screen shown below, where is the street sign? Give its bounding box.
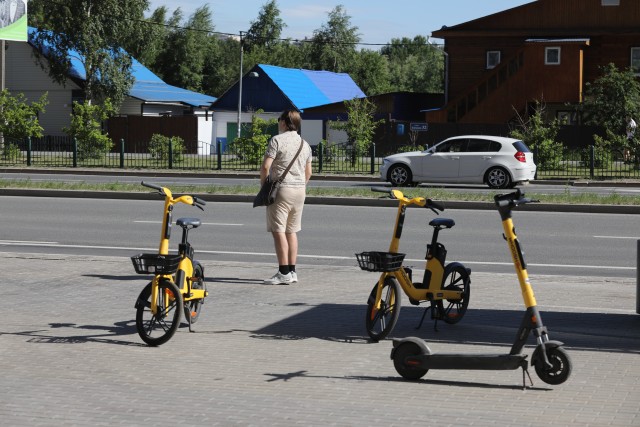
[410,122,428,132]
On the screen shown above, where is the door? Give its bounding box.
[458,138,501,180]
[420,139,465,180]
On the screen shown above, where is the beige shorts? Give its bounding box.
[266,186,306,233]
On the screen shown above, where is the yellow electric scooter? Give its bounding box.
[391,190,572,387]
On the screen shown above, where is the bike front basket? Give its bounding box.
[356,251,405,272]
[131,253,181,275]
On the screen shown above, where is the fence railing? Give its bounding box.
[1,136,639,180]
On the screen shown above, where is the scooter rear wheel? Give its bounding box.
[393,341,428,380]
[365,277,401,342]
[534,346,572,385]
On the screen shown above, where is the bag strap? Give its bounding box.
[277,137,305,183]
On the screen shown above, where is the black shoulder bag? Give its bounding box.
[253,138,304,208]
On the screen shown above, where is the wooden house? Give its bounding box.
[427,0,640,125]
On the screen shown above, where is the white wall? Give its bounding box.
[6,41,79,136]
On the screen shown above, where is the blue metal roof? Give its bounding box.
[28,27,216,108]
[259,64,365,110]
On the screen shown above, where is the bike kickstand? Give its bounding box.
[185,304,195,333]
[522,367,534,390]
[416,305,432,330]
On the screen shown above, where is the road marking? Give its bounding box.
[134,220,243,226]
[594,235,640,240]
[0,241,633,271]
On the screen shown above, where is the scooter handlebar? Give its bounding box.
[426,199,445,212]
[141,181,163,192]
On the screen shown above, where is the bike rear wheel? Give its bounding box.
[185,264,205,324]
[135,279,182,346]
[440,264,470,324]
[366,277,401,342]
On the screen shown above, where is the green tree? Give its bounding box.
[582,63,640,165]
[509,101,563,170]
[28,0,149,107]
[350,50,390,95]
[148,134,186,163]
[64,99,116,160]
[330,97,381,165]
[245,0,285,51]
[229,110,277,165]
[155,5,215,93]
[0,90,48,140]
[382,36,445,93]
[583,63,640,135]
[308,5,360,72]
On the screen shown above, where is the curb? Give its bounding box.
[2,188,639,214]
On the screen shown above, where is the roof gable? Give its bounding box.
[28,27,215,108]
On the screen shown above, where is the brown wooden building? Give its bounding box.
[427,0,640,125]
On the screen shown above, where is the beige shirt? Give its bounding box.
[265,131,312,188]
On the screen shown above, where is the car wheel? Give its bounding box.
[485,167,512,189]
[388,164,413,187]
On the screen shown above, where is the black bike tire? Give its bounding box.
[440,264,470,325]
[186,264,205,324]
[135,279,183,346]
[365,276,401,342]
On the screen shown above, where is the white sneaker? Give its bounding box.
[264,271,292,285]
[290,271,298,283]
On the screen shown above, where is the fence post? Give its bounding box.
[317,140,323,173]
[73,138,78,168]
[216,139,222,170]
[370,142,376,175]
[590,145,595,179]
[26,137,32,166]
[168,139,173,169]
[120,138,125,169]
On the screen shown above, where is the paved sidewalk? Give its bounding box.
[1,252,638,426]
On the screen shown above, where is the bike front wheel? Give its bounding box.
[135,279,183,346]
[366,277,401,342]
[440,264,470,324]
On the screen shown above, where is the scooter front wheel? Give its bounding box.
[534,346,572,385]
[393,341,428,380]
[365,277,401,342]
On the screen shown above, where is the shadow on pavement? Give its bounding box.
[253,303,640,353]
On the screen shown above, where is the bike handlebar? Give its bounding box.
[370,186,444,212]
[494,189,539,208]
[141,181,206,207]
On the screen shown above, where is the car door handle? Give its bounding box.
[482,156,492,159]
[450,156,460,160]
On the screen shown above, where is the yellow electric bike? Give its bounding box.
[356,187,471,341]
[131,182,208,346]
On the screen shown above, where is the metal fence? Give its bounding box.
[1,136,639,180]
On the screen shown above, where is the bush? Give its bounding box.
[229,111,276,165]
[509,101,563,170]
[2,142,21,161]
[148,134,186,163]
[63,100,115,161]
[396,144,424,153]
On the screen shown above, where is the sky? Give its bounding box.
[145,0,534,44]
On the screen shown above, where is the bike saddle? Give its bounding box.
[429,218,455,229]
[176,217,201,228]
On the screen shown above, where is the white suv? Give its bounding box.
[380,135,537,189]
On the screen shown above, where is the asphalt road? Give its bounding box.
[0,195,636,278]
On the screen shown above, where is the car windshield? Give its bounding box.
[512,140,531,152]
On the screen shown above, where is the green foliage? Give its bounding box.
[2,143,21,161]
[63,100,116,161]
[396,144,425,153]
[509,101,563,170]
[583,63,640,136]
[28,0,145,107]
[245,0,285,51]
[229,111,277,165]
[0,90,48,139]
[148,134,186,162]
[308,5,360,73]
[330,97,382,166]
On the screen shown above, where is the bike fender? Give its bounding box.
[531,340,564,364]
[390,337,431,359]
[444,261,471,277]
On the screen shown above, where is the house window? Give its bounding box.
[486,51,501,69]
[632,47,640,75]
[545,47,561,65]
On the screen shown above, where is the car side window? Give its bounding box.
[466,139,501,152]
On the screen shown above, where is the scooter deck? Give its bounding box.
[406,353,528,370]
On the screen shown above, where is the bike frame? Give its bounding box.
[150,186,206,315]
[372,190,461,312]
